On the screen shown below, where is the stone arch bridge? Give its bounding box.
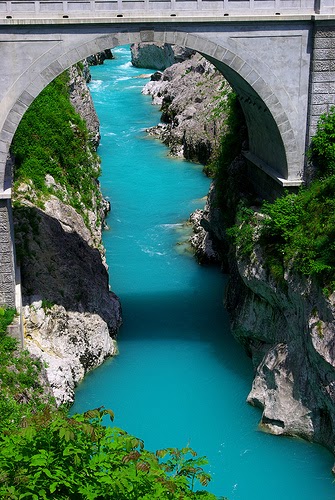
[1,1,335,310]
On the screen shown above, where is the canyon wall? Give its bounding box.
[138,43,335,462]
[13,63,122,405]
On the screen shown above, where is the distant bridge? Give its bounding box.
[0,3,335,310]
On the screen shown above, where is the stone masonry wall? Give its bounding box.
[309,22,335,139]
[0,199,15,308]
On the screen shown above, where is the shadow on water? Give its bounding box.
[118,284,253,384]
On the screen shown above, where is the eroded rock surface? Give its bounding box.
[24,300,119,405]
[142,43,335,460]
[14,62,122,405]
[142,52,228,165]
[131,42,194,71]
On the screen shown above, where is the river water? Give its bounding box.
[71,46,335,499]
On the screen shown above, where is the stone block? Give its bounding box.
[246,70,260,86]
[0,260,13,272]
[212,45,227,62]
[223,49,235,66]
[41,60,66,82]
[314,38,333,49]
[238,62,252,79]
[140,30,154,42]
[184,33,198,49]
[310,103,329,116]
[0,273,14,284]
[315,29,335,38]
[203,40,219,58]
[312,71,335,82]
[230,55,244,72]
[0,233,10,243]
[153,31,165,44]
[11,100,28,117]
[173,31,187,48]
[313,61,335,72]
[312,82,330,93]
[281,129,295,143]
[312,93,335,105]
[0,253,12,264]
[314,48,335,60]
[278,119,291,134]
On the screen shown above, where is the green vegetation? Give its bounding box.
[206,87,251,226]
[2,66,225,499]
[0,307,47,435]
[225,106,335,290]
[0,310,221,499]
[0,406,220,500]
[11,71,100,219]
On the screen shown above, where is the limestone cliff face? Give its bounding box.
[139,44,335,460]
[191,181,335,458]
[14,63,122,405]
[142,52,227,165]
[131,42,194,71]
[227,246,335,453]
[68,63,100,149]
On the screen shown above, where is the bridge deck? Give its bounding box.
[0,0,333,20]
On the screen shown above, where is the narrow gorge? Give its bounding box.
[12,60,122,404]
[137,41,335,464]
[8,42,335,499]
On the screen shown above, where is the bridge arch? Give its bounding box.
[1,27,303,195]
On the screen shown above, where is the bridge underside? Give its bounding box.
[0,16,323,307]
[0,19,312,195]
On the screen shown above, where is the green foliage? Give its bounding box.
[11,71,100,216]
[226,203,255,258]
[0,315,222,499]
[41,299,54,311]
[257,177,335,285]
[0,307,15,337]
[227,174,335,287]
[0,407,222,500]
[205,91,249,225]
[219,106,335,289]
[0,308,50,435]
[309,106,335,178]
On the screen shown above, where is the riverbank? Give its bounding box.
[142,43,335,465]
[72,46,335,500]
[12,62,122,405]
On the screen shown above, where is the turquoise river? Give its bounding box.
[71,46,335,499]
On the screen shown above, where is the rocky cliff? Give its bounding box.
[131,42,194,71]
[183,163,335,464]
[139,45,335,463]
[141,51,228,165]
[13,63,122,405]
[191,174,335,461]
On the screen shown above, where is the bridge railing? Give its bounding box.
[0,0,328,18]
